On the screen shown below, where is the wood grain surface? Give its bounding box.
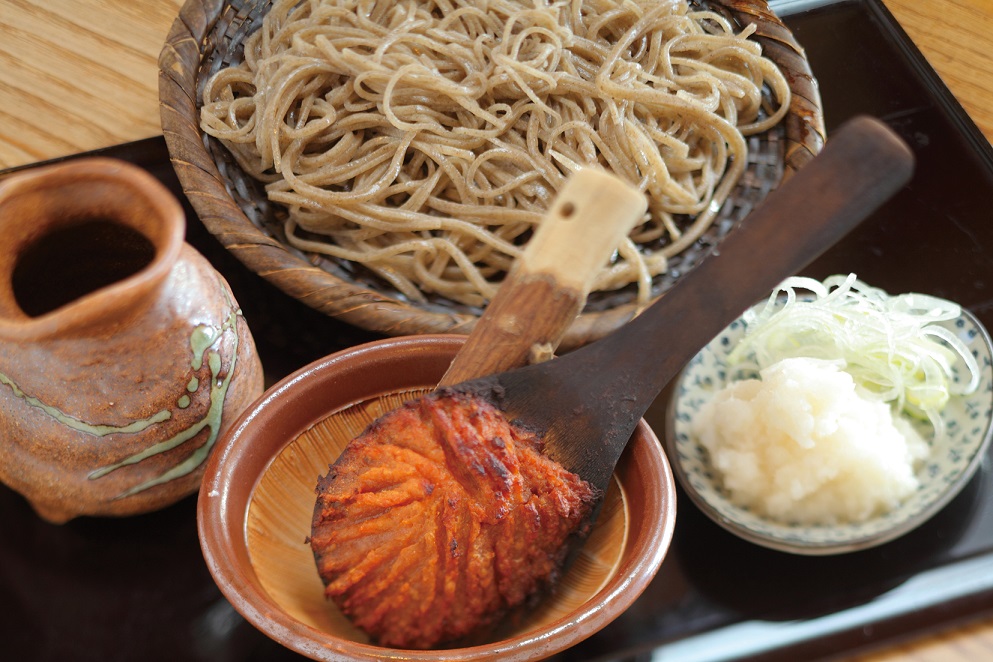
[0,0,184,168]
[0,0,992,659]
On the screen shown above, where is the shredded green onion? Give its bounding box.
[727,274,980,439]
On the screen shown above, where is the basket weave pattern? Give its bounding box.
[159,0,825,348]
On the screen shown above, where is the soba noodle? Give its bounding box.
[200,0,790,307]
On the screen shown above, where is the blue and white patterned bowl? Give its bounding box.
[665,305,993,555]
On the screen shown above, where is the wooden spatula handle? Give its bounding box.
[438,168,647,386]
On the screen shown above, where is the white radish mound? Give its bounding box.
[692,357,928,525]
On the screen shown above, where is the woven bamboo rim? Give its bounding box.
[159,0,825,348]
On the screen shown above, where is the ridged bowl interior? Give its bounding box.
[198,335,677,661]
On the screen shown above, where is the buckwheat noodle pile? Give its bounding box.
[201,0,790,308]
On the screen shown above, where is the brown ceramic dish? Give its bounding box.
[197,335,676,661]
[159,0,824,348]
[0,158,264,524]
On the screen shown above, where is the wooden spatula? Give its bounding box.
[449,115,916,495]
[439,166,647,385]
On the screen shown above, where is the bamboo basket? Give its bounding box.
[158,0,825,348]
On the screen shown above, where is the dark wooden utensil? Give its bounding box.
[451,115,916,495]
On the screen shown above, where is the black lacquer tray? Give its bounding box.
[2,1,993,660]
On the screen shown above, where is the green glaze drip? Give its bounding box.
[208,351,221,379]
[87,294,243,498]
[0,279,247,501]
[190,324,222,371]
[0,372,171,435]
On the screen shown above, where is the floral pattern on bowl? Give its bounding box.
[665,306,993,555]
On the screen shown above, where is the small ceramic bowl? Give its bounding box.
[666,307,993,555]
[198,335,676,661]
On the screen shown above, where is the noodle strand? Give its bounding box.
[201,0,790,308]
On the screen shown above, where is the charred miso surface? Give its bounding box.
[309,391,598,649]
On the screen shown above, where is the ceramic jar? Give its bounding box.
[0,158,264,523]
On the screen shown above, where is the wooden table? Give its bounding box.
[1,0,992,660]
[1,0,992,170]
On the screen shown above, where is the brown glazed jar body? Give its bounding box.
[0,158,264,523]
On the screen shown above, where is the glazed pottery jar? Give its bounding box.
[0,158,264,523]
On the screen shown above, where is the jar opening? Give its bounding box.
[12,218,156,317]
